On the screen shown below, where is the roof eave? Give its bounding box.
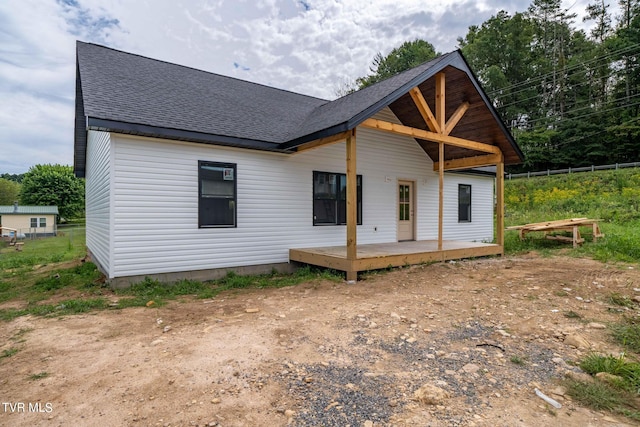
[87,118,291,154]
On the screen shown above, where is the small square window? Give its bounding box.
[39,218,46,228]
[30,217,37,228]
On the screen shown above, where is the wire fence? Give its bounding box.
[507,161,640,180]
[1,225,85,241]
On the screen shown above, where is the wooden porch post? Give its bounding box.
[346,129,358,281]
[438,142,444,251]
[436,72,445,252]
[496,159,505,254]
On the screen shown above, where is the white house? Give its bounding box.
[74,42,523,286]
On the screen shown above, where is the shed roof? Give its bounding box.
[0,206,59,215]
[74,41,523,177]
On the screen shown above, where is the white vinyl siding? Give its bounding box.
[85,131,113,277]
[101,108,495,278]
[443,174,494,242]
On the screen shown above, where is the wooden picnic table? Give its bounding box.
[506,218,604,248]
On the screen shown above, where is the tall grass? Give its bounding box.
[505,168,640,262]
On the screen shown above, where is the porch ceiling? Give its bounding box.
[388,66,520,166]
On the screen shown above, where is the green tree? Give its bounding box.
[614,0,640,106]
[458,11,536,128]
[599,0,640,162]
[19,164,85,220]
[1,173,24,183]
[528,0,578,123]
[584,0,613,109]
[0,178,21,205]
[356,39,440,88]
[513,127,562,170]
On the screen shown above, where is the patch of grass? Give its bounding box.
[0,228,100,308]
[28,372,49,381]
[564,310,582,319]
[566,376,640,421]
[0,227,86,271]
[114,267,343,309]
[1,348,19,359]
[0,281,19,304]
[580,353,640,388]
[32,262,102,292]
[10,328,33,343]
[610,317,640,353]
[567,353,640,421]
[565,379,626,411]
[510,355,527,365]
[0,298,110,321]
[608,293,636,308]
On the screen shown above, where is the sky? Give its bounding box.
[0,0,616,174]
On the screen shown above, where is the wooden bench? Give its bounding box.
[15,242,24,251]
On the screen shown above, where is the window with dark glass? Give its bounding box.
[458,184,472,222]
[198,161,237,227]
[313,171,362,225]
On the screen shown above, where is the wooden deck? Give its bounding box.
[290,240,502,279]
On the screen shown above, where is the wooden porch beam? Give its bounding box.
[433,153,502,171]
[360,118,501,154]
[293,130,351,153]
[444,101,469,136]
[346,129,357,273]
[409,87,440,133]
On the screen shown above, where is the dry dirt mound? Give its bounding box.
[1,255,639,426]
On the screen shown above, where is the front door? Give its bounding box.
[398,181,414,241]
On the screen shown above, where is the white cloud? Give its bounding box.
[0,0,617,174]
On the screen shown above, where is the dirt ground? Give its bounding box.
[1,255,640,427]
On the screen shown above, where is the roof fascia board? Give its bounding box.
[280,123,351,151]
[87,118,290,153]
[74,56,87,178]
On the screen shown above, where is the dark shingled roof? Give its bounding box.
[74,41,523,177]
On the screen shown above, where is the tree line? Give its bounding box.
[0,165,84,221]
[344,0,640,172]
